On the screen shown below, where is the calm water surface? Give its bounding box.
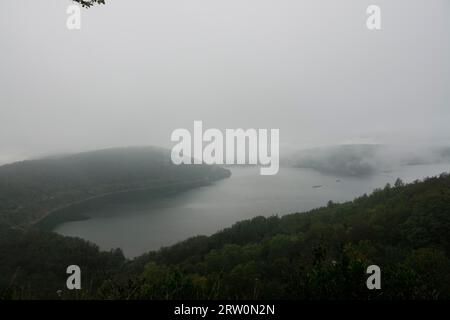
[54,164,450,257]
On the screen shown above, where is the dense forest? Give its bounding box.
[1,172,450,299]
[0,147,230,228]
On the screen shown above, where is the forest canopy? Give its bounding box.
[2,172,450,299]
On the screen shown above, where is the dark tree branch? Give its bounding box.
[72,0,106,8]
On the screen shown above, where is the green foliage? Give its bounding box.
[1,172,450,299]
[0,225,125,299]
[117,173,450,300]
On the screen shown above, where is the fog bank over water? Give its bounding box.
[1,0,449,162]
[284,144,450,177]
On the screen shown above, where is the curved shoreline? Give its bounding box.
[33,176,230,231]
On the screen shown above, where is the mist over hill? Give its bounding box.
[283,144,450,177]
[0,146,231,228]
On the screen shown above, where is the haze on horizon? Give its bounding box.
[0,0,449,165]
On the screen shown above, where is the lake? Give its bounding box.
[54,164,450,258]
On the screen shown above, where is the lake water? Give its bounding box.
[54,164,450,258]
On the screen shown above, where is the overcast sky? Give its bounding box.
[0,0,449,164]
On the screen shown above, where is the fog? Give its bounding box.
[0,0,449,164]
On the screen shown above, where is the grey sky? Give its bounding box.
[0,0,449,164]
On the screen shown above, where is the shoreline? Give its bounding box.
[34,176,230,232]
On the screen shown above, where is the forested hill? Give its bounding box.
[283,144,450,177]
[120,173,450,300]
[0,147,231,228]
[1,172,450,299]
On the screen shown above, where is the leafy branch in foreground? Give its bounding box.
[72,0,106,8]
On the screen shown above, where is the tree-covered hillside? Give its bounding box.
[0,223,125,299]
[110,174,450,300]
[0,147,230,228]
[1,172,450,299]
